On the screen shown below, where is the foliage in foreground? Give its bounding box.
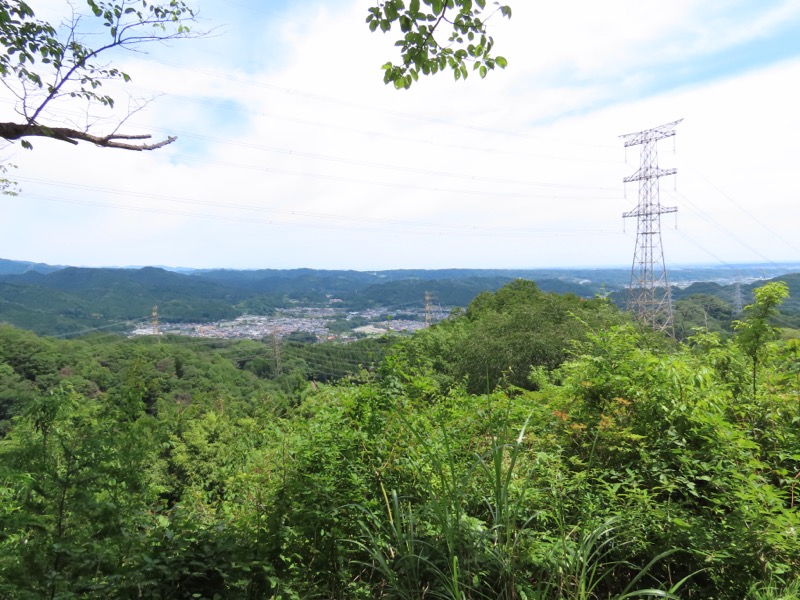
[0,281,798,598]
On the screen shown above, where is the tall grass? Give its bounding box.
[354,485,430,600]
[540,518,689,600]
[748,579,800,600]
[351,409,692,599]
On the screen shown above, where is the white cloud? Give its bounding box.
[3,0,799,270]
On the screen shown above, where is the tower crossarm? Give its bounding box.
[623,205,677,219]
[623,166,677,183]
[620,118,683,147]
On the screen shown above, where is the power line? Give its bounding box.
[49,317,150,339]
[14,167,614,205]
[135,54,619,151]
[668,190,780,265]
[673,229,744,271]
[0,100,619,197]
[158,132,619,191]
[684,163,800,256]
[130,92,625,165]
[46,322,386,378]
[14,185,624,239]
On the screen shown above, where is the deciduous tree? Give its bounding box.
[734,281,790,398]
[367,0,512,89]
[0,0,198,150]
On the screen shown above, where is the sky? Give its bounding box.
[2,0,800,271]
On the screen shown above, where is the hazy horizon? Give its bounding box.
[3,256,800,275]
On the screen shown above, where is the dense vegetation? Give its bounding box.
[1,280,799,599]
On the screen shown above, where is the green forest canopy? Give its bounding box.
[1,280,799,599]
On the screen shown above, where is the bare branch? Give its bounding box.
[109,94,162,137]
[0,122,176,150]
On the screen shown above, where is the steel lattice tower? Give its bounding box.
[621,118,682,333]
[733,279,744,315]
[424,291,433,327]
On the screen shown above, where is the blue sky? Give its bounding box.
[2,0,800,270]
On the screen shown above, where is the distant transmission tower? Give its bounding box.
[151,305,159,336]
[424,291,437,327]
[621,118,682,334]
[272,331,282,376]
[733,279,744,315]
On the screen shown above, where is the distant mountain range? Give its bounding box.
[0,258,65,276]
[1,258,798,336]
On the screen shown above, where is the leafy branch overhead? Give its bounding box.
[0,0,198,150]
[367,0,511,89]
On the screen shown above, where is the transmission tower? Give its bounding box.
[733,279,744,315]
[151,305,159,336]
[621,118,682,334]
[424,291,437,327]
[272,331,283,376]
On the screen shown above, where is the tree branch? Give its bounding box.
[1,0,199,152]
[0,122,176,150]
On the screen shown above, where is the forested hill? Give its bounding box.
[0,264,621,336]
[0,267,241,335]
[0,258,64,275]
[1,259,800,336]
